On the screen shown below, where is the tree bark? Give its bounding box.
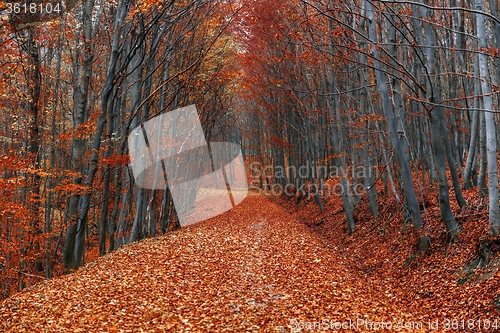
[476,0,500,235]
[63,0,94,270]
[366,0,422,229]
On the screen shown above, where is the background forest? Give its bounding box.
[0,0,500,308]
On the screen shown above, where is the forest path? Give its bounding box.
[1,194,424,332]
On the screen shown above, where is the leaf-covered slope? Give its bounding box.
[281,186,500,332]
[1,193,420,332]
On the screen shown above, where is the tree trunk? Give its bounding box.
[74,0,130,268]
[366,0,422,229]
[463,109,480,189]
[429,104,459,239]
[476,0,500,235]
[63,0,94,270]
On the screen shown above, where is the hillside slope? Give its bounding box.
[1,193,499,332]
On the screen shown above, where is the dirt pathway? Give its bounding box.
[1,194,429,332]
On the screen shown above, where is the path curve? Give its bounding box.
[1,194,423,332]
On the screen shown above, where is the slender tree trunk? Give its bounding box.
[417,1,459,238]
[74,0,130,268]
[98,98,116,256]
[438,106,467,208]
[476,0,500,235]
[63,0,94,270]
[366,0,422,229]
[478,111,488,196]
[429,104,459,239]
[464,109,480,189]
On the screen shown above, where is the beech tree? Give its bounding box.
[239,0,499,243]
[475,0,500,236]
[2,0,500,300]
[0,0,242,296]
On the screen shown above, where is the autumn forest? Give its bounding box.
[1,0,500,331]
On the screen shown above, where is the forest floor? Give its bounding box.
[1,190,500,332]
